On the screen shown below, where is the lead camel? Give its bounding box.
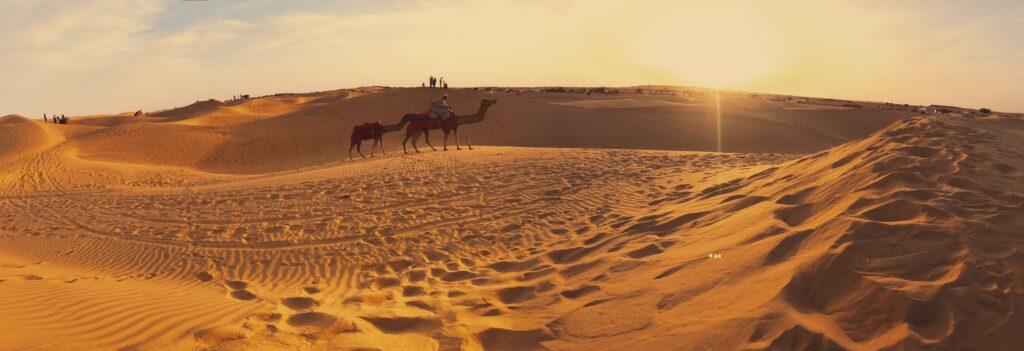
[402,99,498,153]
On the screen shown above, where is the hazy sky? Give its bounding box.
[1,0,1022,116]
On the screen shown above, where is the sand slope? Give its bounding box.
[0,115,61,161]
[55,88,916,174]
[1,87,1021,350]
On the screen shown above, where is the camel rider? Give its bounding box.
[429,94,452,124]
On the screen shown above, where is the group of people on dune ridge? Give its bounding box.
[424,75,448,89]
[43,113,70,124]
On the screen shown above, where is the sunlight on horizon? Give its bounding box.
[715,90,722,153]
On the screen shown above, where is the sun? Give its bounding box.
[632,3,790,88]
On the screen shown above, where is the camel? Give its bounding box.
[348,115,413,159]
[402,99,498,153]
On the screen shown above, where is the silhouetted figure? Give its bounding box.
[443,82,448,89]
[439,77,444,88]
[43,113,47,122]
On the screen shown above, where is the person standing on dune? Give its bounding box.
[429,94,452,124]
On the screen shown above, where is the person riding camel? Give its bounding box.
[429,94,453,125]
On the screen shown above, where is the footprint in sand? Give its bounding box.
[223,280,257,301]
[195,271,214,282]
[402,285,425,297]
[361,316,441,334]
[560,285,601,299]
[231,290,257,301]
[287,311,338,330]
[194,326,250,347]
[281,296,319,311]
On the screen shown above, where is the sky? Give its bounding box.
[1,0,1022,116]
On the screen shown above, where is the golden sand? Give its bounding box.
[1,88,1020,350]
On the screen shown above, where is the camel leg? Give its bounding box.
[349,142,357,160]
[423,130,436,151]
[454,128,461,150]
[356,142,366,158]
[467,136,473,150]
[403,134,410,154]
[442,130,449,151]
[379,137,386,156]
[411,133,421,153]
[369,138,378,157]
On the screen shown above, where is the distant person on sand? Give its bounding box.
[429,94,452,123]
[443,82,448,89]
[43,113,47,122]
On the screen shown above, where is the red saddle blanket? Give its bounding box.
[407,113,458,130]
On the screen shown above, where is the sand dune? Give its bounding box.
[0,115,61,161]
[1,87,1021,350]
[53,88,917,175]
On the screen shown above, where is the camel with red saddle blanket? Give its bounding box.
[348,115,414,159]
[402,99,498,153]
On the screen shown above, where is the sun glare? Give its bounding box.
[633,3,790,88]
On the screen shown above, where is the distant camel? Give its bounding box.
[349,115,413,159]
[402,99,498,153]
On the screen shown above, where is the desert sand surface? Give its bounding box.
[1,87,1022,350]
